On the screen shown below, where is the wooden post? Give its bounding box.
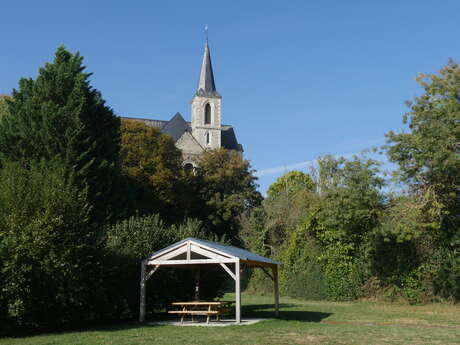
[272,265,279,317]
[139,262,146,322]
[235,259,241,323]
[194,268,200,301]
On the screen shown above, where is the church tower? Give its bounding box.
[191,35,222,149]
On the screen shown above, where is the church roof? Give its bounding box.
[221,126,241,151]
[122,115,242,152]
[160,112,189,141]
[196,39,221,98]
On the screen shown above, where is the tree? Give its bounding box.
[0,47,121,224]
[386,60,460,242]
[120,120,183,218]
[194,148,262,243]
[385,60,460,301]
[267,170,315,200]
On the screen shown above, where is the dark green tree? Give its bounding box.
[0,47,121,223]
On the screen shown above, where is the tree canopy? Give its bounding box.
[0,47,121,223]
[386,60,460,243]
[194,148,262,243]
[120,119,183,217]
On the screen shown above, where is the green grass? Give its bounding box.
[2,294,460,345]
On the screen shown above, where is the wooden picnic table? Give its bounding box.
[168,301,234,324]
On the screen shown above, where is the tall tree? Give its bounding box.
[194,148,262,243]
[0,47,121,223]
[386,60,460,243]
[120,120,183,218]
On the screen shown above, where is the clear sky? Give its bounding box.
[1,0,459,193]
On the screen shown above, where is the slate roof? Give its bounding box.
[161,112,189,142]
[196,39,221,98]
[146,237,280,266]
[122,114,242,151]
[221,126,241,151]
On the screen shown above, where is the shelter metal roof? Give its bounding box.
[145,237,280,267]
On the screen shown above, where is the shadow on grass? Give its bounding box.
[4,303,331,338]
[243,303,332,322]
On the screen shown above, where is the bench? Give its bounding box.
[169,301,233,324]
[168,310,219,324]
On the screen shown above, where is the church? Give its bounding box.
[123,36,243,168]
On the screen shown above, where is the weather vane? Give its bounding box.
[205,24,208,41]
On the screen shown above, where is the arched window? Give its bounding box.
[206,132,210,145]
[204,103,211,124]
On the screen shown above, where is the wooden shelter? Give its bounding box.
[139,237,280,323]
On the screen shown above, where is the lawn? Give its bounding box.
[2,294,460,345]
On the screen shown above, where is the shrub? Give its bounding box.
[105,215,228,318]
[0,160,104,333]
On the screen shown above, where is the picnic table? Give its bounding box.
[168,301,233,324]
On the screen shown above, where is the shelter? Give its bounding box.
[139,238,280,323]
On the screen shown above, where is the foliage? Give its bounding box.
[384,60,460,301]
[0,95,11,118]
[120,120,183,218]
[105,214,227,317]
[194,148,262,243]
[0,159,104,332]
[243,155,385,301]
[386,59,460,244]
[0,46,121,224]
[266,170,315,200]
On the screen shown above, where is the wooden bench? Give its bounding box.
[168,310,219,324]
[169,301,233,324]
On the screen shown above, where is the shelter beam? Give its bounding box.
[235,259,241,323]
[272,265,279,317]
[139,262,146,322]
[219,263,236,280]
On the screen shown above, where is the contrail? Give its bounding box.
[255,160,315,177]
[254,136,387,178]
[255,153,357,177]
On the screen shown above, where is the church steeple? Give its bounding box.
[196,31,220,98]
[191,28,223,150]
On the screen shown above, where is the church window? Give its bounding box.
[206,132,210,145]
[204,103,211,124]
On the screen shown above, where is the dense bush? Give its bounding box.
[0,160,105,332]
[105,214,229,318]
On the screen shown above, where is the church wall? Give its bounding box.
[191,95,222,149]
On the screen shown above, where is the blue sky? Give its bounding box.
[1,1,459,193]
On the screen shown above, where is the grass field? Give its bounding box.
[2,293,460,345]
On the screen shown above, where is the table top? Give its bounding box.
[171,301,233,306]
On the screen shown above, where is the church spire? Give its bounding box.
[196,27,220,97]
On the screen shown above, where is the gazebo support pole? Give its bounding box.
[139,262,146,322]
[235,259,241,323]
[272,265,279,317]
